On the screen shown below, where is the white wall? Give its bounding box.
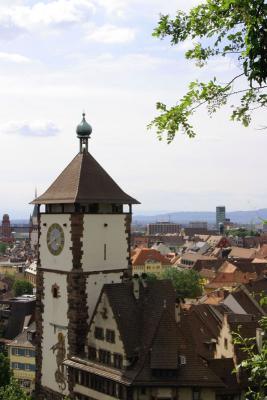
[86,272,122,318]
[39,214,72,271]
[41,272,69,395]
[82,214,128,272]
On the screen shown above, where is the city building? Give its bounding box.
[216,206,226,229]
[131,247,171,276]
[33,114,139,399]
[189,221,208,229]
[64,278,224,400]
[25,260,37,287]
[147,222,180,235]
[8,322,36,394]
[0,214,12,242]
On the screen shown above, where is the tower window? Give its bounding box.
[104,244,107,261]
[89,203,99,213]
[51,284,60,298]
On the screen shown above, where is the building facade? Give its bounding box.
[34,114,139,399]
[216,206,226,228]
[147,222,180,235]
[8,322,36,394]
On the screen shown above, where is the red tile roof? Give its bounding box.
[132,248,171,266]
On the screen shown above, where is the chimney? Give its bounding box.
[132,274,140,300]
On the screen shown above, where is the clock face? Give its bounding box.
[47,223,65,256]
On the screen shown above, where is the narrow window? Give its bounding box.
[94,327,104,340]
[224,338,228,349]
[106,329,115,343]
[104,244,107,260]
[88,346,97,361]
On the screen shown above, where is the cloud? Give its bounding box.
[0,52,31,63]
[0,0,95,37]
[1,121,60,137]
[86,24,135,43]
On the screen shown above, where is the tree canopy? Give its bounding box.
[13,280,33,297]
[161,268,202,298]
[149,0,267,142]
[0,378,31,400]
[233,297,267,399]
[0,353,11,388]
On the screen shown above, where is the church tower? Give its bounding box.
[33,114,139,399]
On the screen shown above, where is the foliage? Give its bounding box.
[161,268,202,298]
[3,274,15,290]
[232,314,267,399]
[0,378,31,400]
[149,0,267,142]
[0,243,7,256]
[0,353,11,387]
[13,280,33,297]
[145,272,158,282]
[226,227,258,237]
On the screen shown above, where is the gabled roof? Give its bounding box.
[32,151,139,205]
[131,248,171,266]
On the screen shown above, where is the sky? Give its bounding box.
[0,0,266,219]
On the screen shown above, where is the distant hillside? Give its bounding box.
[133,209,267,225]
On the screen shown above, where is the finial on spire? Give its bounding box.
[76,112,92,153]
[35,187,37,199]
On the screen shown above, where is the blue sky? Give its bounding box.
[0,0,266,219]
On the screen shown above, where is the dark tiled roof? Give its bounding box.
[208,358,244,392]
[8,322,36,348]
[32,151,139,205]
[181,304,226,360]
[90,280,223,387]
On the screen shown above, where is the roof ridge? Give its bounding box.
[74,151,84,202]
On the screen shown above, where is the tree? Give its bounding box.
[0,353,11,387]
[232,299,267,399]
[161,268,202,298]
[0,378,31,400]
[13,280,33,297]
[149,0,267,142]
[0,243,7,256]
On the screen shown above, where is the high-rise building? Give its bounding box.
[33,114,139,399]
[216,206,226,228]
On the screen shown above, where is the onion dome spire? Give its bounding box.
[76,112,92,152]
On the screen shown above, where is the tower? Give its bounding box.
[216,205,226,229]
[1,214,12,242]
[29,190,39,251]
[33,114,139,399]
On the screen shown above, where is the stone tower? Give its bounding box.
[33,114,139,399]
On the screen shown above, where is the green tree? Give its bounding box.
[13,280,33,297]
[232,300,267,399]
[161,268,202,298]
[0,353,11,387]
[0,243,7,256]
[0,378,31,400]
[149,0,267,142]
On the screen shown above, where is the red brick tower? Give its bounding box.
[1,214,12,242]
